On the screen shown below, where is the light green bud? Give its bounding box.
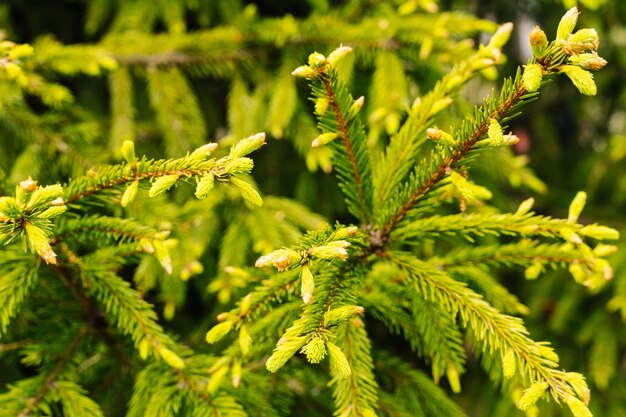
[324,305,365,327]
[592,244,618,257]
[301,335,326,364]
[327,342,351,379]
[488,118,504,145]
[327,46,352,67]
[522,64,543,93]
[309,245,348,261]
[158,346,185,369]
[291,65,317,79]
[121,180,139,207]
[502,349,516,379]
[229,177,263,207]
[8,44,34,60]
[556,7,579,41]
[568,52,607,70]
[138,338,151,360]
[524,262,543,280]
[536,345,559,364]
[565,372,591,405]
[153,239,174,274]
[488,22,514,49]
[530,26,548,58]
[190,143,218,160]
[227,157,254,174]
[229,132,266,158]
[430,97,453,115]
[567,28,599,53]
[97,55,118,71]
[255,248,301,271]
[308,52,327,68]
[315,98,329,115]
[579,225,619,240]
[312,132,339,147]
[331,226,359,240]
[39,205,67,219]
[231,359,242,388]
[566,395,593,417]
[149,174,179,197]
[448,170,474,202]
[351,96,365,113]
[239,324,252,356]
[266,335,307,373]
[426,127,455,146]
[195,174,215,199]
[25,222,57,265]
[568,191,587,223]
[447,364,461,393]
[518,381,549,411]
[300,264,315,304]
[569,262,587,284]
[205,321,234,344]
[515,197,535,216]
[0,197,22,218]
[120,140,136,164]
[3,62,23,79]
[561,65,597,96]
[207,364,229,394]
[26,184,63,210]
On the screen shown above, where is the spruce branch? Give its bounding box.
[294,48,374,222]
[388,251,590,410]
[14,325,88,417]
[447,266,528,315]
[376,355,468,417]
[0,252,39,336]
[376,71,534,236]
[374,23,513,206]
[390,211,576,243]
[362,271,466,381]
[52,215,162,247]
[63,134,264,207]
[331,321,379,417]
[377,11,607,237]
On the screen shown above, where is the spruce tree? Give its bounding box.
[0,2,620,417]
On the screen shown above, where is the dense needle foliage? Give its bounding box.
[0,1,622,417]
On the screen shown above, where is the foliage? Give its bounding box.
[0,1,621,417]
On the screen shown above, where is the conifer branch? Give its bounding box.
[50,259,135,370]
[52,216,161,246]
[378,14,606,239]
[294,49,374,222]
[331,321,379,417]
[447,266,528,315]
[0,253,39,336]
[374,24,512,206]
[432,242,591,269]
[388,251,588,407]
[321,74,371,222]
[391,212,575,243]
[64,133,264,207]
[16,325,88,417]
[376,356,468,417]
[362,277,466,380]
[378,76,531,236]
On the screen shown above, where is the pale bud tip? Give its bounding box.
[20,177,38,192]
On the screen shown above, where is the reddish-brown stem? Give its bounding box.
[322,75,370,222]
[381,85,528,237]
